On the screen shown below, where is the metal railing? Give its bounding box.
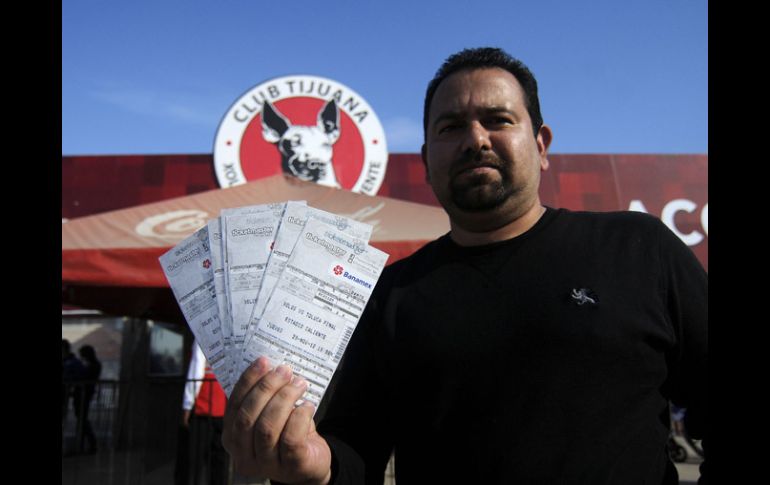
[62,379,120,457]
[62,379,397,485]
[62,378,240,485]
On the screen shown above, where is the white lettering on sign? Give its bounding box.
[628,200,708,247]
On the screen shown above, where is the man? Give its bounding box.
[62,339,86,455]
[73,344,102,454]
[62,339,85,423]
[222,47,708,484]
[175,341,230,485]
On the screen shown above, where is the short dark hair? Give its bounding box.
[423,47,543,140]
[79,344,97,361]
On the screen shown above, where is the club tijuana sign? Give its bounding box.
[213,75,389,195]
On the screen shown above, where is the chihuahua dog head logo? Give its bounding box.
[261,100,341,188]
[213,75,389,193]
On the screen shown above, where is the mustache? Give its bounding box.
[450,151,504,177]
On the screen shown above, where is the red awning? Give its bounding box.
[62,155,707,321]
[62,174,449,288]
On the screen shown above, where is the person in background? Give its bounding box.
[62,339,85,455]
[175,340,230,485]
[73,344,102,454]
[62,339,84,422]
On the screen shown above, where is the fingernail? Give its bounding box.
[251,357,267,372]
[292,376,307,389]
[301,400,316,411]
[274,365,292,378]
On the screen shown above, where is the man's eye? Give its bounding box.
[438,124,459,134]
[490,117,513,126]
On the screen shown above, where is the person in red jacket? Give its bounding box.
[174,341,230,485]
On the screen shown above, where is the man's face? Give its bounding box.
[422,68,551,230]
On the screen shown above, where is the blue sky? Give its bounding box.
[62,0,707,156]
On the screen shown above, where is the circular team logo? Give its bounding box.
[213,75,388,195]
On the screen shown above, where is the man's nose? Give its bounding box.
[461,121,492,153]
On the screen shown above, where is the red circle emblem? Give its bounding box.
[213,75,388,194]
[239,98,365,189]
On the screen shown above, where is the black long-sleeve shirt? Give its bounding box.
[317,207,708,484]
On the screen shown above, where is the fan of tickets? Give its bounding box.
[160,201,389,407]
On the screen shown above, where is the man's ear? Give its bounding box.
[536,124,553,171]
[421,144,430,182]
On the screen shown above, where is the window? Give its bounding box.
[147,320,184,376]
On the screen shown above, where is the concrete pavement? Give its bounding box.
[63,446,703,484]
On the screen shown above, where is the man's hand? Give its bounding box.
[222,356,332,485]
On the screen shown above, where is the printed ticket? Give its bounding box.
[220,203,289,332]
[159,226,230,391]
[206,217,235,392]
[162,201,387,401]
[220,202,288,385]
[249,203,374,329]
[207,218,229,341]
[223,206,284,346]
[240,218,389,407]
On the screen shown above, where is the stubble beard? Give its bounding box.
[450,165,516,212]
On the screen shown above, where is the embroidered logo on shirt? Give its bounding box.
[571,288,598,306]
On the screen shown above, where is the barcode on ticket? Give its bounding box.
[333,326,355,363]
